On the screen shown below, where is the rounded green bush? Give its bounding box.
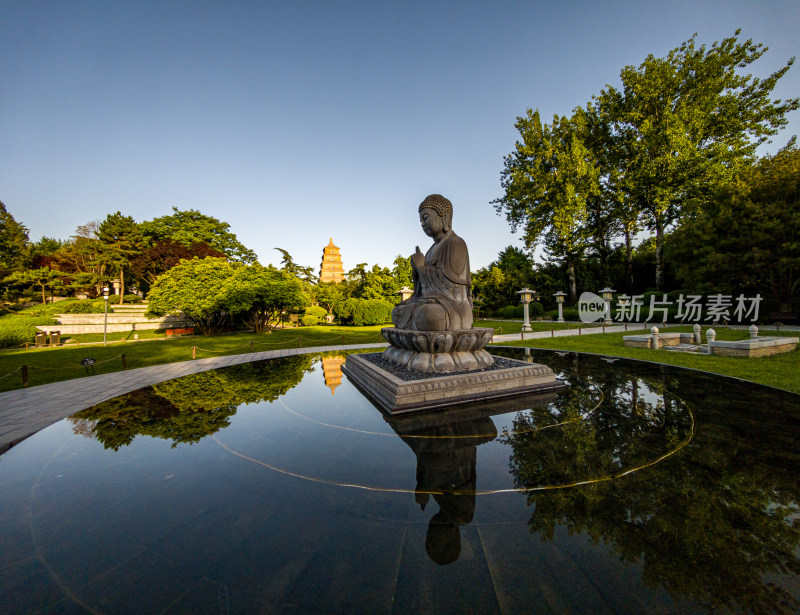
[0,315,57,348]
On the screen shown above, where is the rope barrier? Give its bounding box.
[29,354,126,371]
[0,366,23,380]
[192,342,252,354]
[251,338,304,347]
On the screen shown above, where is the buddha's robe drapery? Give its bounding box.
[391,230,473,331]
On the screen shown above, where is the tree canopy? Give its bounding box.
[232,264,309,333]
[669,141,800,312]
[141,207,257,263]
[146,257,249,335]
[0,202,30,278]
[97,211,145,302]
[146,258,309,335]
[495,31,799,293]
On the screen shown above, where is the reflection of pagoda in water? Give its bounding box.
[321,355,346,395]
[319,238,344,283]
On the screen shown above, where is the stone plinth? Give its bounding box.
[381,327,494,373]
[624,332,695,349]
[709,336,798,357]
[342,352,565,414]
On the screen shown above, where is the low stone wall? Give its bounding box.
[622,335,651,349]
[36,312,189,335]
[709,337,798,357]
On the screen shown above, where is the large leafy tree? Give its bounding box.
[392,255,413,290]
[141,207,257,263]
[232,264,309,333]
[3,267,64,303]
[494,109,601,302]
[97,211,145,303]
[594,31,799,290]
[670,142,800,312]
[146,257,250,335]
[53,221,110,296]
[129,239,225,294]
[0,201,30,277]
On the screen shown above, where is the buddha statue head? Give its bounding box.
[418,194,453,238]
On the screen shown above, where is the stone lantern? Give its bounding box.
[518,288,534,332]
[554,291,566,323]
[397,286,413,302]
[599,287,615,325]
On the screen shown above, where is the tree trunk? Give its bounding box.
[625,228,634,292]
[655,220,665,292]
[568,261,577,304]
[119,269,125,304]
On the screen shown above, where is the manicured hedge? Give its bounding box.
[334,298,393,326]
[302,306,328,326]
[0,315,57,348]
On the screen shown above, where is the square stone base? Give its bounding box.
[342,353,565,415]
[709,336,798,357]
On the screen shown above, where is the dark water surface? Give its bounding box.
[1,348,799,614]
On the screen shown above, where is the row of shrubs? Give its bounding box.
[300,299,396,327]
[0,315,57,348]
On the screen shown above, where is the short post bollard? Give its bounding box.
[693,324,702,344]
[250,341,254,352]
[650,326,660,349]
[299,337,303,348]
[706,328,716,355]
[749,324,759,338]
[192,346,197,359]
[22,365,29,386]
[121,354,128,370]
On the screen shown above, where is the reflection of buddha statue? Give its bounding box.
[382,195,494,373]
[388,411,497,565]
[391,194,473,331]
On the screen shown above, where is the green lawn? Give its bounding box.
[491,326,800,394]
[0,326,385,393]
[475,319,601,335]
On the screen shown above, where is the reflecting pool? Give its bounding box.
[2,348,799,614]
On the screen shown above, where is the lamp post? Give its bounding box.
[517,288,534,332]
[397,286,413,302]
[102,286,109,346]
[554,291,566,323]
[599,287,615,325]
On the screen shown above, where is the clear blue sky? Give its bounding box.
[3,0,798,272]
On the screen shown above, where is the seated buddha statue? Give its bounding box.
[391,194,473,331]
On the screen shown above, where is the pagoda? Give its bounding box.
[319,238,344,283]
[321,354,346,395]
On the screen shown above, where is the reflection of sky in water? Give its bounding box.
[1,348,799,614]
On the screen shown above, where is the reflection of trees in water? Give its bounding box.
[500,351,800,613]
[70,355,316,450]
